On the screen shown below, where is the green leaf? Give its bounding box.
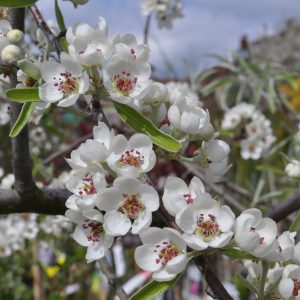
[256,165,286,176]
[6,88,40,103]
[55,0,66,31]
[290,212,300,232]
[201,76,234,96]
[130,273,182,300]
[234,274,257,296]
[0,0,37,7]
[60,37,68,53]
[114,102,181,152]
[223,248,256,260]
[267,78,276,113]
[10,102,37,137]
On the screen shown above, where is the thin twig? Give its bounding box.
[43,132,93,165]
[143,14,151,45]
[266,191,300,222]
[29,4,62,56]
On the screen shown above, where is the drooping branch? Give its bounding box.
[8,8,35,196]
[266,191,300,222]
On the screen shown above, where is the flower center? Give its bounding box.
[293,278,300,297]
[194,214,220,242]
[119,194,144,219]
[154,241,181,267]
[82,220,103,243]
[183,193,194,204]
[53,72,79,95]
[79,173,96,196]
[118,149,144,168]
[113,71,137,95]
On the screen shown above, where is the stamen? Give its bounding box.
[118,149,144,168]
[194,214,220,242]
[119,194,144,220]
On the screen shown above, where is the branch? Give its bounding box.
[29,4,62,56]
[143,14,151,45]
[8,8,35,196]
[0,188,70,215]
[43,132,93,165]
[266,191,300,222]
[99,258,128,300]
[194,256,233,300]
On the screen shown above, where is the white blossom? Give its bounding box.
[279,264,300,299]
[39,52,89,107]
[134,227,188,281]
[66,17,111,67]
[97,177,159,235]
[162,176,208,217]
[103,43,151,104]
[176,196,235,250]
[106,133,156,177]
[234,208,278,258]
[66,209,114,262]
[193,139,231,183]
[285,160,300,178]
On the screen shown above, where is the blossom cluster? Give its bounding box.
[222,102,275,160]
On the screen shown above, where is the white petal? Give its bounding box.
[217,206,235,232]
[139,184,159,212]
[97,188,122,211]
[134,244,161,272]
[60,52,81,76]
[78,72,90,94]
[113,177,141,194]
[278,277,294,299]
[129,133,153,153]
[208,232,233,248]
[175,205,197,233]
[40,61,65,82]
[165,253,188,274]
[189,176,205,196]
[139,227,167,244]
[103,211,131,236]
[73,225,89,246]
[132,209,152,234]
[152,269,177,282]
[57,94,79,107]
[39,83,63,102]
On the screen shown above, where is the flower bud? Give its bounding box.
[285,160,300,178]
[18,59,41,80]
[7,29,23,44]
[1,44,20,64]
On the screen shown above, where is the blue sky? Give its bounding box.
[38,0,300,78]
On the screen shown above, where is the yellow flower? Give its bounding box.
[56,253,66,266]
[44,266,60,278]
[279,77,300,110]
